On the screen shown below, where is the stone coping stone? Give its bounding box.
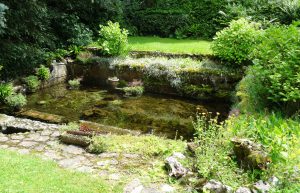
[0,114,59,133]
[18,109,66,124]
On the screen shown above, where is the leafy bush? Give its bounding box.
[250,24,300,113]
[68,79,80,89]
[212,18,263,65]
[24,75,40,93]
[0,83,13,102]
[122,86,144,97]
[98,21,129,56]
[5,93,27,109]
[36,65,51,81]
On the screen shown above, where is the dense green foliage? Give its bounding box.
[98,21,129,56]
[212,18,263,65]
[236,23,300,114]
[124,0,300,38]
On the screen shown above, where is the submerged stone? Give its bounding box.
[19,109,66,124]
[37,101,47,105]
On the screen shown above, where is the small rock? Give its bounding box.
[76,166,94,173]
[172,152,186,159]
[268,176,279,187]
[62,145,84,155]
[124,179,144,193]
[187,142,198,155]
[18,149,30,155]
[123,153,140,159]
[51,131,60,137]
[236,187,251,193]
[160,184,175,192]
[165,154,188,178]
[203,180,232,193]
[0,136,9,142]
[0,144,9,149]
[35,136,50,142]
[10,140,20,144]
[108,173,121,180]
[97,159,118,166]
[37,101,47,105]
[253,180,271,193]
[58,158,82,169]
[43,151,63,160]
[11,135,24,140]
[41,130,53,136]
[19,141,38,147]
[99,152,118,158]
[141,187,160,193]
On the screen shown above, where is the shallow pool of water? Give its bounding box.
[25,84,230,139]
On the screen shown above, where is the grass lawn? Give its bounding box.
[128,36,212,55]
[0,149,121,193]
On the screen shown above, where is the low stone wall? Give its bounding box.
[67,55,242,101]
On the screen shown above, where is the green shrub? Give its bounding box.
[122,86,144,97]
[5,93,27,109]
[212,18,263,65]
[36,65,51,81]
[0,83,13,102]
[24,75,40,93]
[98,21,129,56]
[250,24,300,113]
[68,79,80,89]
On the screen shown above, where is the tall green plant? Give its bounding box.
[98,21,129,56]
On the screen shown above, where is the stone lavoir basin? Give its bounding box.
[23,84,230,139]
